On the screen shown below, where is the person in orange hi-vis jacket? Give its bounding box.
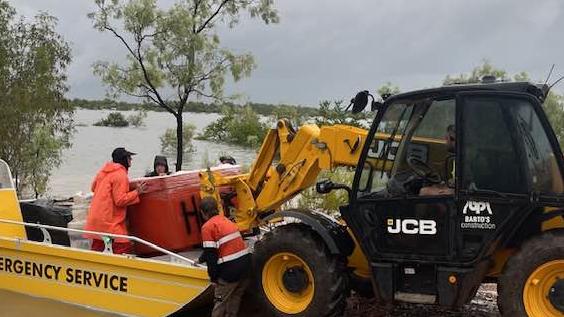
[84,147,147,254]
[198,196,251,317]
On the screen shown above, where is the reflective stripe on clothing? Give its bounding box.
[218,231,242,246]
[203,241,218,248]
[203,231,242,249]
[201,215,248,263]
[218,248,250,264]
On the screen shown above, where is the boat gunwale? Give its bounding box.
[0,218,209,278]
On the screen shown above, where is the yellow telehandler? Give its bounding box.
[202,81,564,317]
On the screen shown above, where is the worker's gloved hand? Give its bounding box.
[137,181,148,194]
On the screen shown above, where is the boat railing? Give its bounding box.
[0,218,205,268]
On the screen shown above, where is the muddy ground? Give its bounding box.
[0,284,500,317]
[344,284,500,317]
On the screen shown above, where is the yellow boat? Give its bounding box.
[0,159,212,317]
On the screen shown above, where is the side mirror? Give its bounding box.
[351,91,369,114]
[316,179,352,198]
[316,179,334,194]
[348,90,383,113]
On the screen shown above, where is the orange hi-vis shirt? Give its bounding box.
[201,215,249,264]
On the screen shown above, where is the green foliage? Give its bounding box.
[127,109,148,127]
[160,124,197,154]
[89,0,278,170]
[315,100,369,129]
[94,112,129,127]
[0,2,73,197]
[377,82,401,97]
[295,168,355,216]
[199,106,268,147]
[443,59,509,85]
[544,92,564,149]
[270,105,305,127]
[25,127,69,197]
[251,102,318,117]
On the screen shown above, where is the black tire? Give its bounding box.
[498,230,564,317]
[349,273,374,298]
[252,225,349,317]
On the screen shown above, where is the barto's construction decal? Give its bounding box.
[461,201,496,230]
[0,256,128,292]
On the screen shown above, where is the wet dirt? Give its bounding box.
[344,284,500,317]
[0,284,500,317]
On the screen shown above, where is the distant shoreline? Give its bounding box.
[71,98,320,117]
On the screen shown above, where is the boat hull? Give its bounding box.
[0,237,211,317]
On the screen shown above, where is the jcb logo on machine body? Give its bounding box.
[387,219,437,235]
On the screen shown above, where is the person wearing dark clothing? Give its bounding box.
[419,125,456,196]
[198,196,250,317]
[145,155,170,177]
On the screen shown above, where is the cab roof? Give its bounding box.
[387,81,548,104]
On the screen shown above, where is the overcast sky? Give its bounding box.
[11,0,564,106]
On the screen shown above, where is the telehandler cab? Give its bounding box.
[219,81,563,317]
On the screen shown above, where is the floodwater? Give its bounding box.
[0,289,120,317]
[48,109,257,197]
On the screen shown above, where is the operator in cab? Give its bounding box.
[419,124,456,196]
[85,147,147,254]
[198,196,251,317]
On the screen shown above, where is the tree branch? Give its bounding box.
[132,34,176,115]
[193,88,217,99]
[103,25,138,60]
[195,0,230,34]
[98,3,175,116]
[140,30,163,42]
[192,0,202,33]
[189,56,230,87]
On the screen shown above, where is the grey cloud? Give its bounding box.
[11,0,564,106]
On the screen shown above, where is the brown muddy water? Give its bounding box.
[47,109,259,197]
[0,289,119,317]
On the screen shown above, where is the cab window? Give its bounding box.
[358,103,414,195]
[512,100,564,193]
[413,99,456,139]
[357,98,456,197]
[461,96,527,194]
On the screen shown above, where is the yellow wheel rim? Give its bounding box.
[262,252,315,314]
[523,260,564,317]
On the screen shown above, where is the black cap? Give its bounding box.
[112,147,136,162]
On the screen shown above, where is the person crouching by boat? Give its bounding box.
[145,155,170,177]
[198,196,251,317]
[85,147,147,254]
